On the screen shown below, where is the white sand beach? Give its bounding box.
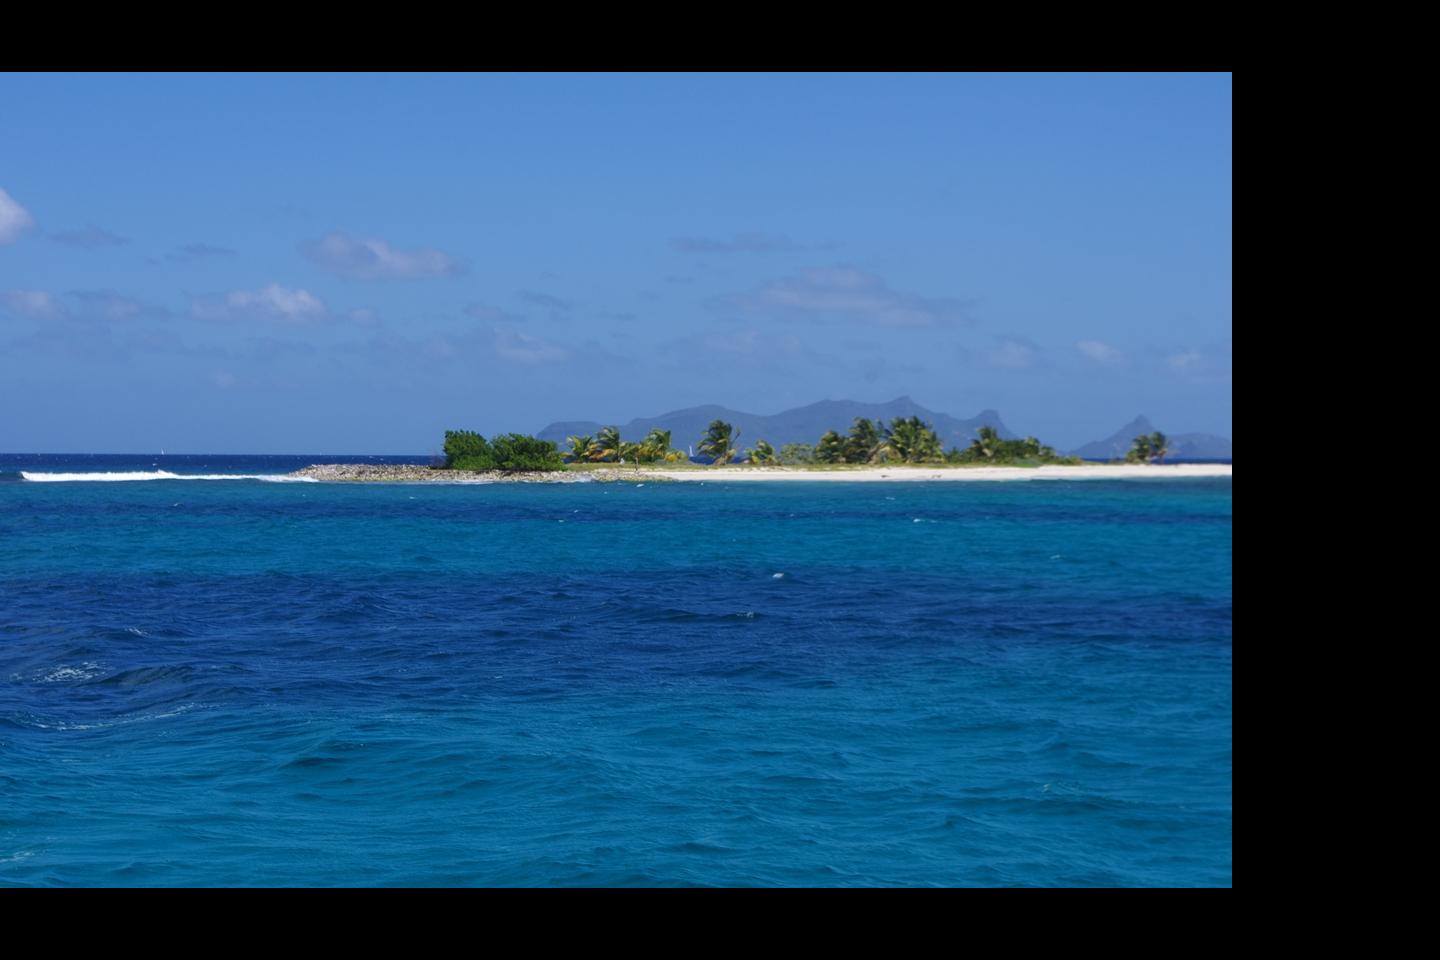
[621,464,1232,483]
[291,463,1231,483]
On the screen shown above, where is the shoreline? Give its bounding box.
[290,463,1233,483]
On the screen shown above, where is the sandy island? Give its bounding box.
[602,464,1230,482]
[292,463,1231,483]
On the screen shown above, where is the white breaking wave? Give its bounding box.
[39,662,104,683]
[20,471,318,483]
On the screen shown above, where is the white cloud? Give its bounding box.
[1076,339,1123,363]
[989,336,1037,369]
[304,231,465,281]
[464,303,516,323]
[699,328,803,355]
[72,290,147,322]
[2,289,167,324]
[1168,349,1203,370]
[193,284,329,324]
[735,266,974,327]
[493,327,568,364]
[0,289,62,319]
[0,188,37,245]
[518,290,572,311]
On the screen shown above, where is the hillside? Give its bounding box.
[538,397,1015,453]
[1071,416,1232,460]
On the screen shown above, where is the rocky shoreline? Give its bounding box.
[289,463,657,483]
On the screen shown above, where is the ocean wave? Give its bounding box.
[37,662,105,683]
[8,702,199,732]
[20,471,318,483]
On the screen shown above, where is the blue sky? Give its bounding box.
[0,73,1231,454]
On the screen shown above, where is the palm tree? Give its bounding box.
[878,416,943,463]
[969,426,1002,461]
[780,442,815,464]
[747,440,778,464]
[638,428,673,463]
[698,420,740,465]
[1148,431,1169,463]
[1128,431,1168,463]
[845,418,882,463]
[815,431,847,464]
[566,435,593,463]
[593,425,623,462]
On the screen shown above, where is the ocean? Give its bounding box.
[0,454,1232,886]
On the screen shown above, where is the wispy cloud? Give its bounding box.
[70,290,161,322]
[1168,348,1203,370]
[1,289,63,319]
[0,188,37,245]
[1076,339,1124,363]
[51,225,128,249]
[493,326,569,364]
[1160,343,1231,383]
[671,233,801,255]
[518,290,572,312]
[725,266,976,327]
[192,283,329,324]
[464,303,522,324]
[1,288,162,324]
[303,231,466,281]
[989,335,1039,369]
[167,242,237,263]
[659,327,817,373]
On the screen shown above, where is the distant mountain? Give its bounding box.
[1071,415,1232,460]
[537,396,1017,453]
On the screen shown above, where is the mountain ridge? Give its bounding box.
[1070,415,1232,460]
[537,397,1016,452]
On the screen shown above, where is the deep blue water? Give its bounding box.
[0,456,1232,886]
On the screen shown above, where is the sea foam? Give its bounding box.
[20,471,318,483]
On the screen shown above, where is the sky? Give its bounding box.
[0,73,1231,454]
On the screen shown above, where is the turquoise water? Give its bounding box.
[0,462,1232,886]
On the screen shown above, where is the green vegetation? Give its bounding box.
[441,430,565,472]
[698,419,740,465]
[815,430,847,464]
[443,430,491,468]
[565,425,686,463]
[592,425,623,462]
[814,417,946,464]
[566,434,594,461]
[845,417,883,463]
[637,428,687,463]
[946,427,1080,465]
[1126,431,1169,464]
[780,442,815,464]
[441,415,1079,474]
[746,439,779,464]
[875,416,943,463]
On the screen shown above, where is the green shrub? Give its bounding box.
[488,434,566,472]
[443,430,491,468]
[443,432,566,471]
[780,442,815,464]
